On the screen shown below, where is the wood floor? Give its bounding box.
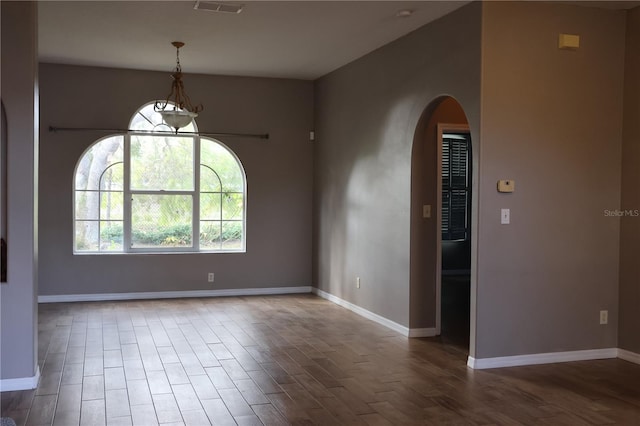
[2,294,640,425]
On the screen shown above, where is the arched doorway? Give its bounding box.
[410,96,475,353]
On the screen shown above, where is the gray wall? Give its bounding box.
[1,1,39,382]
[478,2,625,358]
[619,6,640,354]
[314,0,628,360]
[313,3,482,329]
[39,64,313,296]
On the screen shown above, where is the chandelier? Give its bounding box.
[154,41,203,132]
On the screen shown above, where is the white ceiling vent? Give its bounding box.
[194,1,244,14]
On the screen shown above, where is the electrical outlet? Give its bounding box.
[356,277,361,289]
[600,310,608,325]
[208,272,214,283]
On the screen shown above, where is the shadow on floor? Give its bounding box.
[440,274,470,351]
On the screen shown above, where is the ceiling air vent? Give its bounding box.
[193,1,244,14]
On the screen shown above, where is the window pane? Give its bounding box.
[201,193,222,220]
[222,193,243,220]
[99,163,124,191]
[75,221,99,251]
[100,221,123,251]
[201,139,243,192]
[131,194,193,248]
[130,135,194,191]
[200,166,222,192]
[75,190,98,220]
[76,136,124,190]
[101,192,123,221]
[222,221,243,250]
[200,221,221,250]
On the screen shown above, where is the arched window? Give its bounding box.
[74,102,246,253]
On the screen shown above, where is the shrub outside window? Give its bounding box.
[74,103,246,253]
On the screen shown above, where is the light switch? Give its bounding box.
[423,204,431,218]
[501,208,510,224]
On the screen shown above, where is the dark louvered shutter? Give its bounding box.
[442,133,471,241]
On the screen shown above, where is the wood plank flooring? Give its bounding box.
[2,294,640,425]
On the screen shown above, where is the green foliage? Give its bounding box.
[130,136,194,191]
[100,223,123,248]
[100,222,242,247]
[134,224,192,246]
[200,221,242,244]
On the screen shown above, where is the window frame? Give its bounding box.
[73,102,246,255]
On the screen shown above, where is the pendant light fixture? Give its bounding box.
[154,41,203,132]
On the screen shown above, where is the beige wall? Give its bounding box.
[619,6,640,353]
[1,1,39,383]
[39,64,313,296]
[478,1,625,357]
[314,3,482,329]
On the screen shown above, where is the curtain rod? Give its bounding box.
[48,126,269,140]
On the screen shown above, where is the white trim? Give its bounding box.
[436,125,442,336]
[617,348,640,365]
[408,328,438,338]
[38,286,312,303]
[0,366,40,392]
[467,348,618,369]
[312,288,415,337]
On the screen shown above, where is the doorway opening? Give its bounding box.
[409,96,474,355]
[1,101,6,282]
[437,125,471,349]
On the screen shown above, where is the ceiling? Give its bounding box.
[38,1,640,81]
[38,1,471,80]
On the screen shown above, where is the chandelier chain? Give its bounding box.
[175,44,182,73]
[154,41,203,118]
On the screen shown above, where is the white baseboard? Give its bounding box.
[467,348,618,369]
[38,286,312,303]
[311,288,436,338]
[408,328,438,338]
[617,348,640,365]
[0,365,40,392]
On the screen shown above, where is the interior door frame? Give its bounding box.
[436,123,470,335]
[1,101,7,283]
